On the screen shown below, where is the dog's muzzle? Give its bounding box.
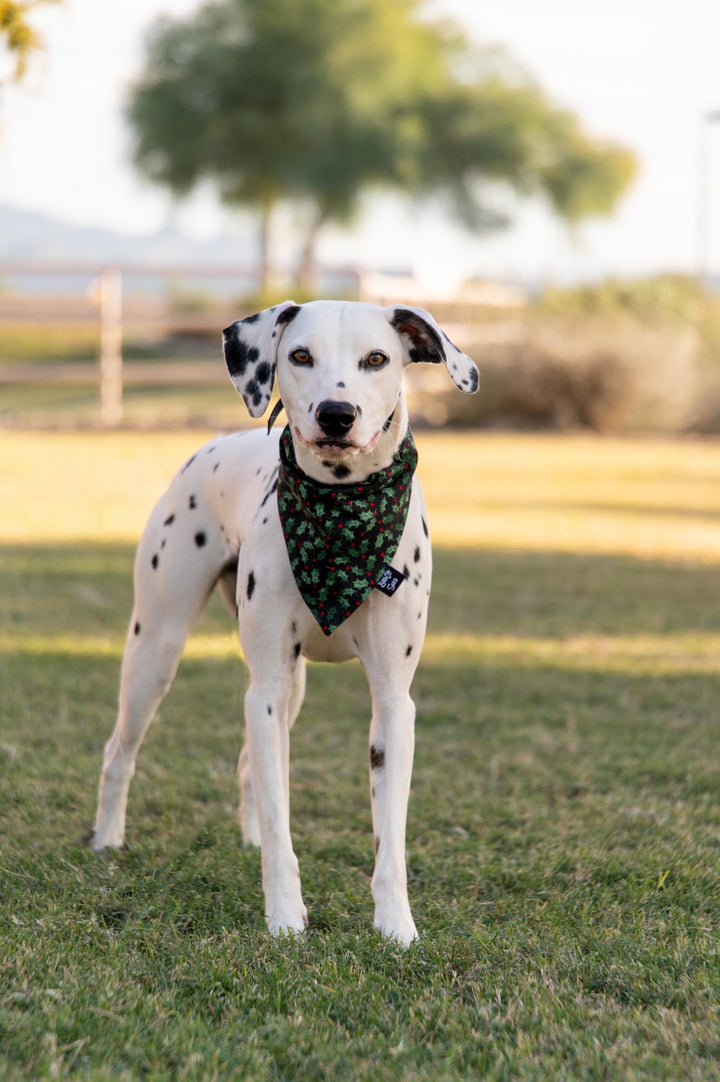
[315,400,357,442]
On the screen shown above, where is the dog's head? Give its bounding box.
[223,299,478,474]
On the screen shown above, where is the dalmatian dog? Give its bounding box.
[91,299,478,945]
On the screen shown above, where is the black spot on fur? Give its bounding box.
[391,308,445,365]
[332,464,351,480]
[337,381,346,388]
[213,462,219,473]
[375,836,380,854]
[267,704,272,715]
[189,495,197,510]
[194,531,206,548]
[223,327,258,378]
[134,622,141,636]
[244,378,263,408]
[151,554,159,570]
[406,644,413,657]
[180,454,196,474]
[370,745,385,770]
[414,545,421,562]
[293,642,302,659]
[164,514,175,526]
[242,312,261,324]
[247,571,256,600]
[421,517,429,538]
[468,368,479,392]
[291,621,297,633]
[256,361,271,384]
[276,305,301,325]
[402,565,410,579]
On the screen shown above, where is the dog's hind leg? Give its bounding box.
[92,497,235,852]
[238,655,306,848]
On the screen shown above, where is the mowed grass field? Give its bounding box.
[2,428,720,1080]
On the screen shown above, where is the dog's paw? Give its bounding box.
[266,897,308,937]
[373,906,418,947]
[89,829,124,854]
[265,904,307,939]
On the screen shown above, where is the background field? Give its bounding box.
[2,430,720,1080]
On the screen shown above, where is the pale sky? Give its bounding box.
[1,0,719,286]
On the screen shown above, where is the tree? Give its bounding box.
[128,0,637,292]
[0,0,60,83]
[409,69,637,231]
[129,0,456,291]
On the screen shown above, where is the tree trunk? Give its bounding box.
[257,203,273,299]
[296,209,327,297]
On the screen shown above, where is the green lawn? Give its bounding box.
[2,431,720,1080]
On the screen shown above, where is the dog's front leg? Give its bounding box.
[244,679,307,935]
[368,687,418,946]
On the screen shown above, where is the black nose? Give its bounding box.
[315,400,357,439]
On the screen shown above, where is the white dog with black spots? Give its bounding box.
[91,299,478,946]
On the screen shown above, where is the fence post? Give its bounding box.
[99,267,123,426]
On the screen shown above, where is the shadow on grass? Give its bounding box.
[3,539,720,853]
[4,541,720,641]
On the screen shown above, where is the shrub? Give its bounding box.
[410,276,720,434]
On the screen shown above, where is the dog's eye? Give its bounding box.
[364,351,389,369]
[290,348,313,366]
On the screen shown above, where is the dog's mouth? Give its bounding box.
[294,427,381,457]
[315,437,354,450]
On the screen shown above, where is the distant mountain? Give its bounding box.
[0,203,259,268]
[0,203,364,298]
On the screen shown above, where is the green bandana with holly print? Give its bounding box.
[277,424,418,636]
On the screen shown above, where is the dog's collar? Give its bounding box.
[277,424,418,636]
[267,398,285,434]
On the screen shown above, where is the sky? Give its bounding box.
[1,0,719,288]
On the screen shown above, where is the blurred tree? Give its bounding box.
[0,0,60,82]
[411,69,637,231]
[128,0,637,292]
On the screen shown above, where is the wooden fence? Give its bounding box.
[0,262,523,425]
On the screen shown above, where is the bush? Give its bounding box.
[410,277,720,434]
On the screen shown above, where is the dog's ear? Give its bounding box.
[223,300,301,417]
[387,306,479,394]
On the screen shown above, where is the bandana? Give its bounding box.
[277,425,418,636]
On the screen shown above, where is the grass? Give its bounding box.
[2,430,720,1079]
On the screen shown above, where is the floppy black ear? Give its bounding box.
[222,300,301,417]
[387,306,479,393]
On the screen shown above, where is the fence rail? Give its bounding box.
[0,262,523,425]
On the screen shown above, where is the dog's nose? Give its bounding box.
[315,400,357,439]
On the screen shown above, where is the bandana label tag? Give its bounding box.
[375,565,406,597]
